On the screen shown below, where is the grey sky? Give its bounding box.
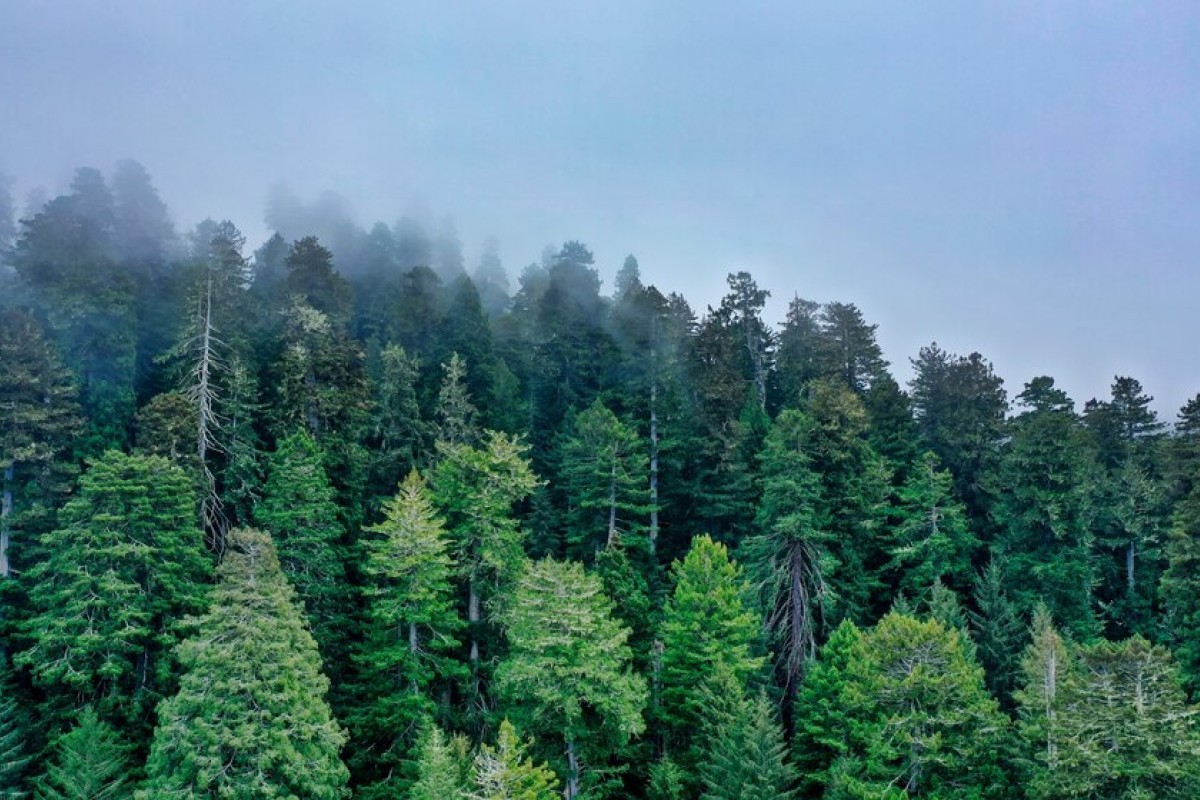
[3,1,1198,415]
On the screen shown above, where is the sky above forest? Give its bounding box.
[2,1,1198,415]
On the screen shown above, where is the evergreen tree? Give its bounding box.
[969,560,1025,704]
[696,674,795,800]
[774,296,822,408]
[284,235,353,323]
[808,613,1009,799]
[813,301,888,395]
[409,724,472,800]
[436,352,481,446]
[1161,504,1200,695]
[495,557,647,799]
[886,450,977,597]
[255,429,349,663]
[0,309,82,583]
[471,719,560,800]
[791,620,862,796]
[15,451,209,734]
[350,470,462,788]
[366,343,428,505]
[35,706,131,800]
[990,379,1100,640]
[0,664,29,800]
[658,535,763,765]
[1013,607,1071,798]
[558,400,650,557]
[139,529,349,799]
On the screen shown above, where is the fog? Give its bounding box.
[3,1,1199,413]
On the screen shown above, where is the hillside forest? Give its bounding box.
[3,163,1200,799]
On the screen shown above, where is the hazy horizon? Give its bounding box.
[4,1,1198,416]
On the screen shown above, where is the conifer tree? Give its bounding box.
[350,470,462,788]
[409,724,472,800]
[969,560,1025,704]
[558,399,650,557]
[471,720,559,800]
[436,352,481,446]
[1162,511,1200,696]
[1013,606,1071,798]
[139,528,349,799]
[255,429,348,662]
[495,557,647,799]
[696,673,795,800]
[15,451,209,734]
[886,450,977,596]
[658,535,763,764]
[366,343,428,503]
[35,707,131,800]
[791,620,863,796]
[0,664,29,800]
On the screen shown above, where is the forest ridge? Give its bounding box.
[2,162,1200,798]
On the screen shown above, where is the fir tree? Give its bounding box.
[409,724,472,800]
[35,707,131,800]
[255,429,349,663]
[0,664,29,800]
[139,528,349,799]
[696,674,796,800]
[350,470,463,788]
[658,535,763,765]
[495,557,647,799]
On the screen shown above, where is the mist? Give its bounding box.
[3,1,1199,414]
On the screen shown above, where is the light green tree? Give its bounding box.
[470,719,559,800]
[138,528,349,799]
[495,557,647,799]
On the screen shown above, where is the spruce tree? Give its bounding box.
[139,528,349,799]
[696,673,795,800]
[0,664,29,800]
[495,557,647,799]
[35,707,131,800]
[969,560,1025,704]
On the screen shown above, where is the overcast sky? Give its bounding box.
[3,1,1198,415]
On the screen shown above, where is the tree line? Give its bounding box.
[2,163,1200,798]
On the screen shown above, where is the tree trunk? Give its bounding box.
[1,463,12,579]
[468,577,480,666]
[409,621,420,693]
[565,738,580,800]
[606,462,618,548]
[649,381,659,559]
[1126,541,1136,596]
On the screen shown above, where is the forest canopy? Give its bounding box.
[2,162,1200,799]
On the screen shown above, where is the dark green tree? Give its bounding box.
[35,706,132,800]
[15,451,209,735]
[696,674,795,800]
[0,663,29,800]
[471,719,560,800]
[255,429,349,663]
[138,529,349,799]
[814,301,888,395]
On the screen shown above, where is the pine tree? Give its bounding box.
[658,535,763,764]
[15,451,209,734]
[471,719,559,800]
[350,470,463,787]
[139,528,349,799]
[969,560,1025,704]
[255,429,349,662]
[495,557,647,799]
[35,706,131,800]
[436,352,481,446]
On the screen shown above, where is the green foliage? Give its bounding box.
[558,400,650,557]
[1018,626,1200,799]
[969,560,1025,704]
[35,707,131,800]
[1162,511,1200,696]
[696,671,795,800]
[800,612,1009,799]
[255,429,348,660]
[139,528,349,799]
[886,451,977,596]
[15,451,209,734]
[0,665,30,800]
[408,724,472,800]
[436,352,481,446]
[495,557,647,796]
[658,535,763,763]
[471,719,560,800]
[350,470,462,784]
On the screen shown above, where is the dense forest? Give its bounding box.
[2,162,1200,799]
